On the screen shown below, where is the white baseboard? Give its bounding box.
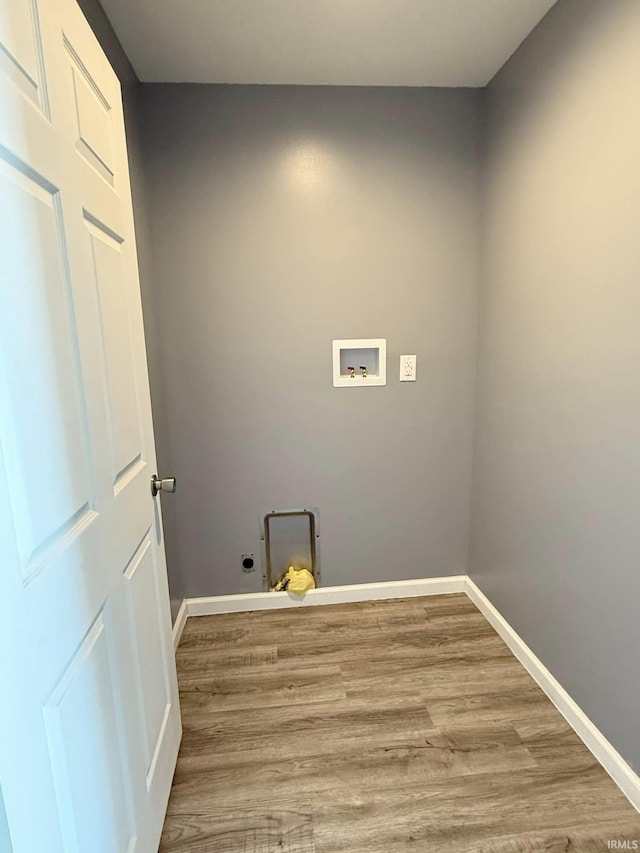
[465,577,640,813]
[185,575,467,617]
[172,599,188,651]
[177,573,639,812]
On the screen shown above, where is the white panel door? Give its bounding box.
[0,0,181,850]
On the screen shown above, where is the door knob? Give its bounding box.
[151,475,176,497]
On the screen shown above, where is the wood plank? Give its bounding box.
[160,797,315,853]
[178,663,346,713]
[176,644,279,674]
[180,700,434,755]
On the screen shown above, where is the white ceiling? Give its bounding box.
[99,0,558,87]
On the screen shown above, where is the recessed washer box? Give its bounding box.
[332,338,387,387]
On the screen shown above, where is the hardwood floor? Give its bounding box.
[160,595,640,852]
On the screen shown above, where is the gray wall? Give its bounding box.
[75,0,183,619]
[140,85,482,596]
[471,0,640,770]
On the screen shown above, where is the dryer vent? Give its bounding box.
[260,508,321,591]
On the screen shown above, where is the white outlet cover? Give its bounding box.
[400,354,417,381]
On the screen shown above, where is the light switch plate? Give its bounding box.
[400,354,417,381]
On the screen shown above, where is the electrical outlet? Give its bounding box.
[400,355,417,381]
[241,554,255,573]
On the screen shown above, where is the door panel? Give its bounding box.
[0,160,95,580]
[43,613,136,853]
[0,0,181,850]
[123,536,172,778]
[87,217,143,487]
[0,0,48,111]
[66,38,116,185]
